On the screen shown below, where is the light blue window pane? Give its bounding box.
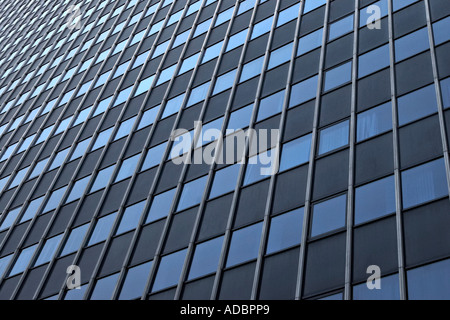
[202,41,223,63]
[320,292,343,300]
[115,154,140,182]
[408,258,450,300]
[0,206,21,230]
[357,102,392,141]
[138,106,159,130]
[303,0,326,13]
[0,176,8,192]
[73,106,92,126]
[65,284,88,300]
[152,249,187,292]
[152,40,170,58]
[9,244,38,276]
[9,167,28,189]
[116,201,146,234]
[162,94,185,118]
[70,138,91,161]
[196,117,224,147]
[268,43,292,69]
[90,273,119,300]
[119,261,153,300]
[0,254,13,278]
[188,237,224,280]
[279,134,311,172]
[114,61,129,78]
[355,176,396,224]
[358,44,390,78]
[311,194,347,237]
[147,188,176,223]
[240,56,264,83]
[168,10,183,26]
[29,158,48,179]
[172,30,190,48]
[244,149,276,185]
[186,1,201,16]
[289,75,318,107]
[43,187,67,213]
[21,196,44,223]
[228,104,253,131]
[115,117,136,140]
[61,224,89,256]
[94,96,113,116]
[17,134,35,153]
[353,274,400,300]
[359,0,388,27]
[114,87,133,106]
[397,84,438,126]
[318,120,349,154]
[88,212,117,246]
[177,176,208,211]
[36,125,53,144]
[393,0,418,11]
[441,77,450,109]
[92,127,113,151]
[433,16,450,46]
[395,27,429,62]
[156,64,176,85]
[226,222,263,267]
[149,20,164,36]
[213,69,237,95]
[187,82,210,107]
[66,176,90,203]
[266,208,303,254]
[209,164,240,198]
[251,16,273,39]
[141,143,167,171]
[324,61,352,92]
[194,18,212,37]
[35,234,63,266]
[277,3,299,27]
[90,166,115,192]
[226,29,248,51]
[329,14,354,41]
[179,53,200,75]
[402,158,448,209]
[238,0,256,14]
[215,7,234,26]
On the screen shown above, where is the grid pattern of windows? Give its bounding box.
[0,0,448,301]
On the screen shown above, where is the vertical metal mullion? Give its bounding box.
[387,0,407,301]
[344,0,359,301]
[295,0,331,300]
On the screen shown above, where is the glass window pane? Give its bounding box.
[318,120,349,154]
[152,249,187,292]
[266,208,304,254]
[119,261,153,300]
[298,28,323,56]
[323,61,352,92]
[147,188,176,223]
[88,212,117,246]
[177,176,208,211]
[289,75,318,107]
[357,102,392,141]
[408,258,450,300]
[9,244,38,276]
[279,134,311,172]
[90,273,119,300]
[329,15,354,41]
[397,84,438,126]
[353,273,400,300]
[311,194,347,237]
[257,90,285,121]
[188,236,224,280]
[358,44,390,78]
[61,224,89,256]
[395,27,429,62]
[35,234,63,266]
[209,164,240,198]
[226,222,263,267]
[116,201,146,234]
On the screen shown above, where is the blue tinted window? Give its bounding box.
[402,158,448,209]
[395,27,429,62]
[227,29,248,51]
[433,16,450,46]
[177,176,208,211]
[70,138,91,161]
[268,43,293,69]
[64,284,88,300]
[141,143,167,171]
[137,106,159,130]
[279,134,311,172]
[244,149,277,185]
[90,166,115,193]
[227,104,253,131]
[90,273,119,300]
[152,249,187,292]
[226,222,263,267]
[21,196,44,223]
[88,212,117,245]
[289,75,318,107]
[114,86,133,106]
[179,53,200,74]
[209,164,240,198]
[359,0,388,27]
[358,44,390,78]
[156,64,176,85]
[119,261,152,300]
[114,117,136,140]
[187,82,210,107]
[61,224,89,256]
[92,127,113,150]
[393,0,418,11]
[9,244,38,276]
[251,16,273,39]
[66,176,91,204]
[353,273,400,300]
[35,234,63,266]
[298,28,323,56]
[276,3,299,27]
[188,236,224,280]
[147,188,176,223]
[116,201,146,234]
[303,0,326,13]
[266,208,304,254]
[357,102,392,141]
[134,75,154,97]
[324,61,352,91]
[93,97,113,116]
[115,154,140,182]
[202,41,223,64]
[257,90,285,121]
[0,254,13,278]
[213,69,237,95]
[397,84,438,126]
[329,15,354,41]
[311,194,347,237]
[318,120,349,155]
[355,176,396,224]
[0,206,21,230]
[240,56,264,82]
[408,259,450,300]
[43,186,67,213]
[441,77,450,109]
[215,7,233,26]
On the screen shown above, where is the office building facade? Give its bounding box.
[0,0,449,300]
